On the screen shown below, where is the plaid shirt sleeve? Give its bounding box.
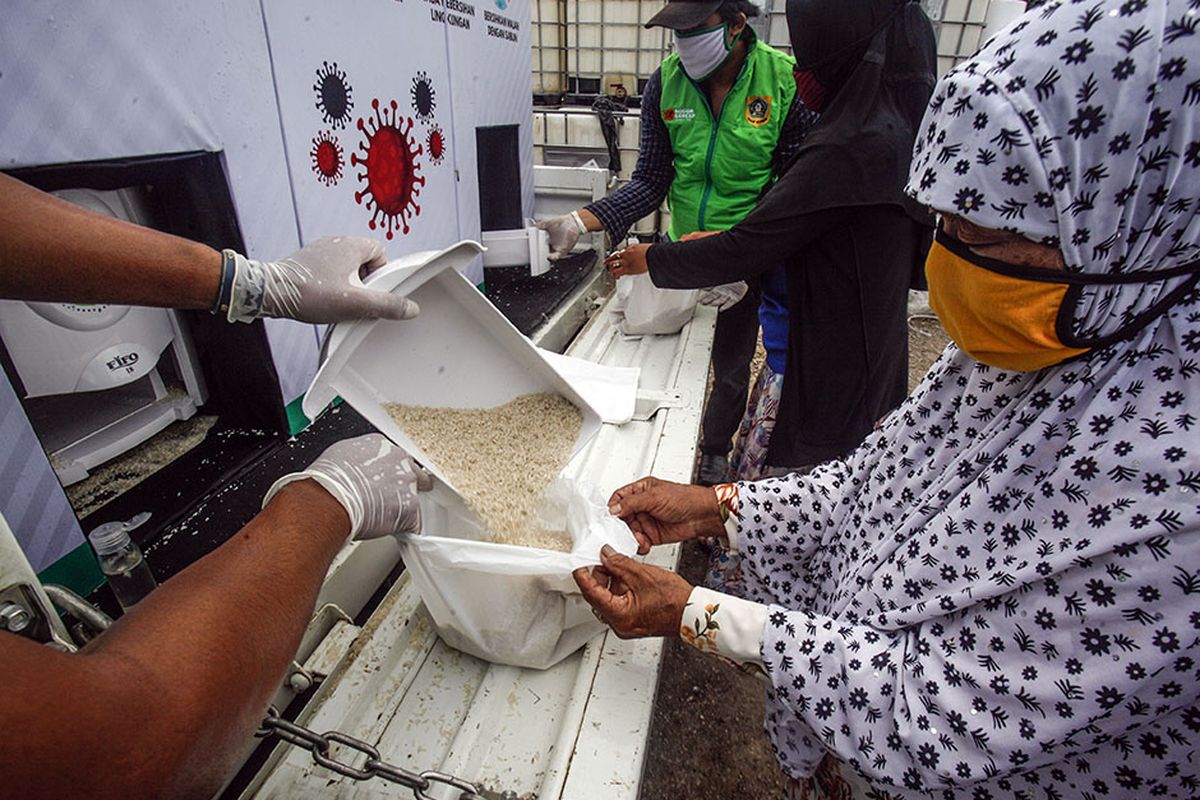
[587,69,817,241]
[585,69,673,244]
[771,96,817,177]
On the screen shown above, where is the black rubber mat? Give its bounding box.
[484,250,598,336]
[88,403,373,615]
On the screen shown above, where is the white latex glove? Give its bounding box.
[697,281,749,311]
[224,236,419,324]
[535,212,589,260]
[262,434,432,540]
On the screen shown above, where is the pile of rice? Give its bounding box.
[386,393,582,551]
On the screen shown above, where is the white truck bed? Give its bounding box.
[244,299,718,800]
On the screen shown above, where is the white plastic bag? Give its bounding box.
[538,349,640,425]
[398,479,638,670]
[611,273,700,335]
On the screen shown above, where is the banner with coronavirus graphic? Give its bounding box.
[261,0,462,264]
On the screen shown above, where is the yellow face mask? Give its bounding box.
[925,231,1089,371]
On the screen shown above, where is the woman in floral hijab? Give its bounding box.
[575,0,1200,797]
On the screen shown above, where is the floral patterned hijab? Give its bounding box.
[907,0,1200,343]
[737,1,1200,794]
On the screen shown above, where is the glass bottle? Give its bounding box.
[88,512,157,611]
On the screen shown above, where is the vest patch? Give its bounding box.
[745,95,771,127]
[663,107,696,122]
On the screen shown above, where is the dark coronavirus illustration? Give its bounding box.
[353,99,425,239]
[410,71,436,122]
[310,131,344,186]
[314,61,354,128]
[426,125,447,165]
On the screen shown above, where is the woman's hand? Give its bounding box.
[608,476,726,554]
[604,243,651,278]
[573,545,693,638]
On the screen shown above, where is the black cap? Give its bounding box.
[644,0,724,30]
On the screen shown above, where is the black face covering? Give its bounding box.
[788,0,900,92]
[768,0,937,223]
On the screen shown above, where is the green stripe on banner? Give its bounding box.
[37,541,105,597]
[289,394,347,434]
[286,395,311,435]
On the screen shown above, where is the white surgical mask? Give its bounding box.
[674,22,741,82]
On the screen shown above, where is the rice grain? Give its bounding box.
[385,393,582,551]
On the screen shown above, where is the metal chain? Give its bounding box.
[256,705,516,799]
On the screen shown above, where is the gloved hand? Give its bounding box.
[222,236,420,324]
[536,212,589,260]
[262,434,432,540]
[698,281,749,311]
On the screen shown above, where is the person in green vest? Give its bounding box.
[538,0,816,485]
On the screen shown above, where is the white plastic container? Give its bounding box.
[305,242,625,669]
[304,240,603,512]
[481,223,553,276]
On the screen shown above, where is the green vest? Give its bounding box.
[659,40,797,240]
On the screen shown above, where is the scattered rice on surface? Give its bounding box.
[66,414,218,517]
[386,393,581,551]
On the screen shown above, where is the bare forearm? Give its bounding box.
[101,480,348,793]
[577,208,604,232]
[0,480,349,799]
[0,172,221,309]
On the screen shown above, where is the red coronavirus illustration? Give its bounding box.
[352,99,425,239]
[314,61,353,129]
[310,131,343,186]
[426,125,447,165]
[411,71,436,122]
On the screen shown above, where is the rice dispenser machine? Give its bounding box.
[0,188,206,486]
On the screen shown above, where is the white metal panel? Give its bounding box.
[248,301,718,799]
[558,306,713,799]
[444,0,537,286]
